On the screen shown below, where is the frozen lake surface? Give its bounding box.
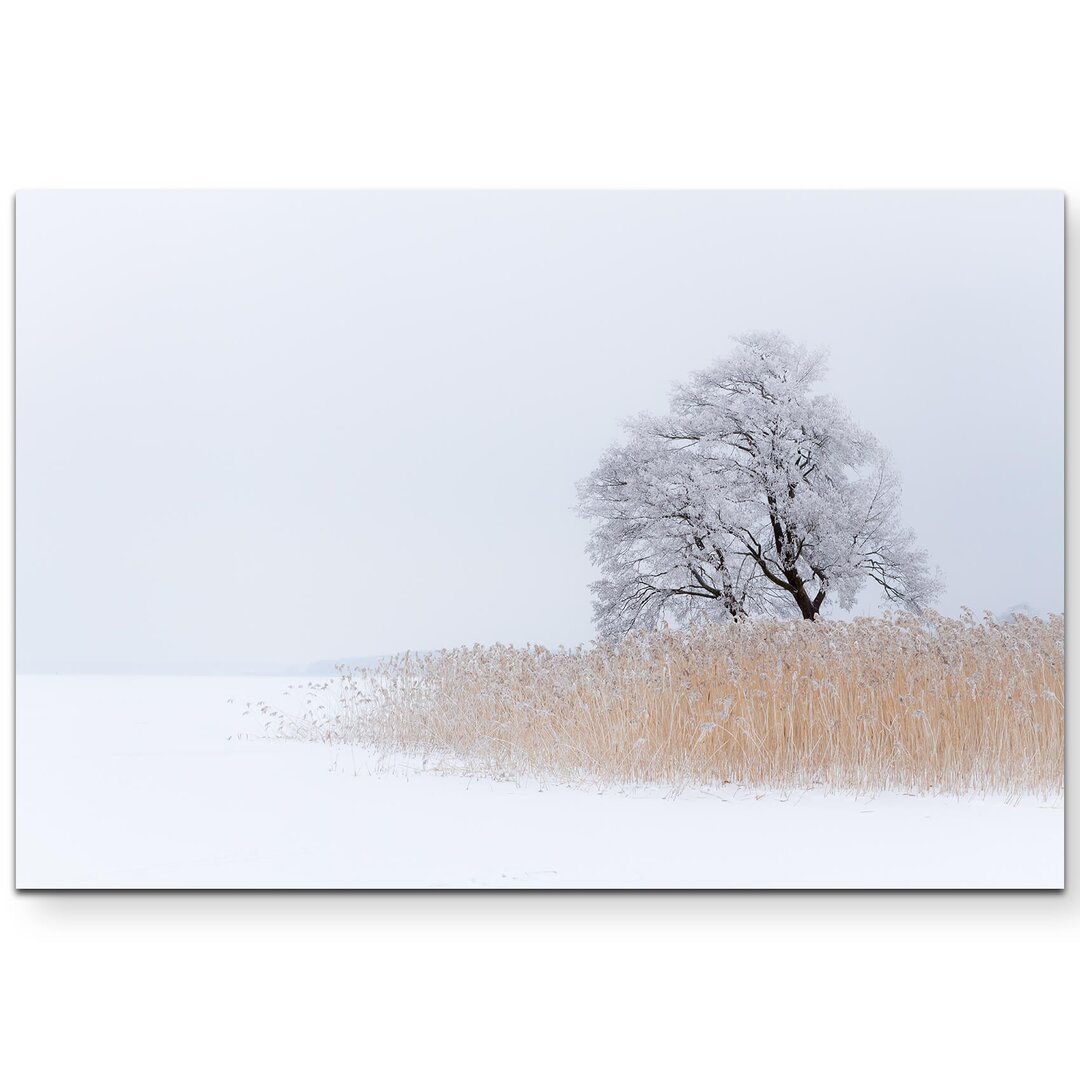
[16,675,1064,889]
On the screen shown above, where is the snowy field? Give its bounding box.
[16,675,1064,889]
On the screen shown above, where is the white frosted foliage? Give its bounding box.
[578,332,940,635]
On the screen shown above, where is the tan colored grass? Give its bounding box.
[273,612,1064,795]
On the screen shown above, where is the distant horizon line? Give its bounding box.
[14,603,1060,676]
[13,656,394,677]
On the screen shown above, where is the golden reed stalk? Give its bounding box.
[279,612,1063,795]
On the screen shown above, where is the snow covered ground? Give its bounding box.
[16,675,1064,889]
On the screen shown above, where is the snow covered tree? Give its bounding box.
[578,332,940,636]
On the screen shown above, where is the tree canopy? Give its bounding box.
[578,332,940,636]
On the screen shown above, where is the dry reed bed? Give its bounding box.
[271,613,1064,795]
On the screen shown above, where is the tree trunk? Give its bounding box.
[783,569,819,620]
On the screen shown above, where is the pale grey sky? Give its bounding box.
[15,191,1063,671]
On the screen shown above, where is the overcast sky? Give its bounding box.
[16,191,1063,671]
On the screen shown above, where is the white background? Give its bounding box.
[2,2,1075,1078]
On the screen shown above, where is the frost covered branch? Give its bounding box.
[577,331,941,635]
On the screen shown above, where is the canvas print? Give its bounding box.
[15,191,1063,888]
